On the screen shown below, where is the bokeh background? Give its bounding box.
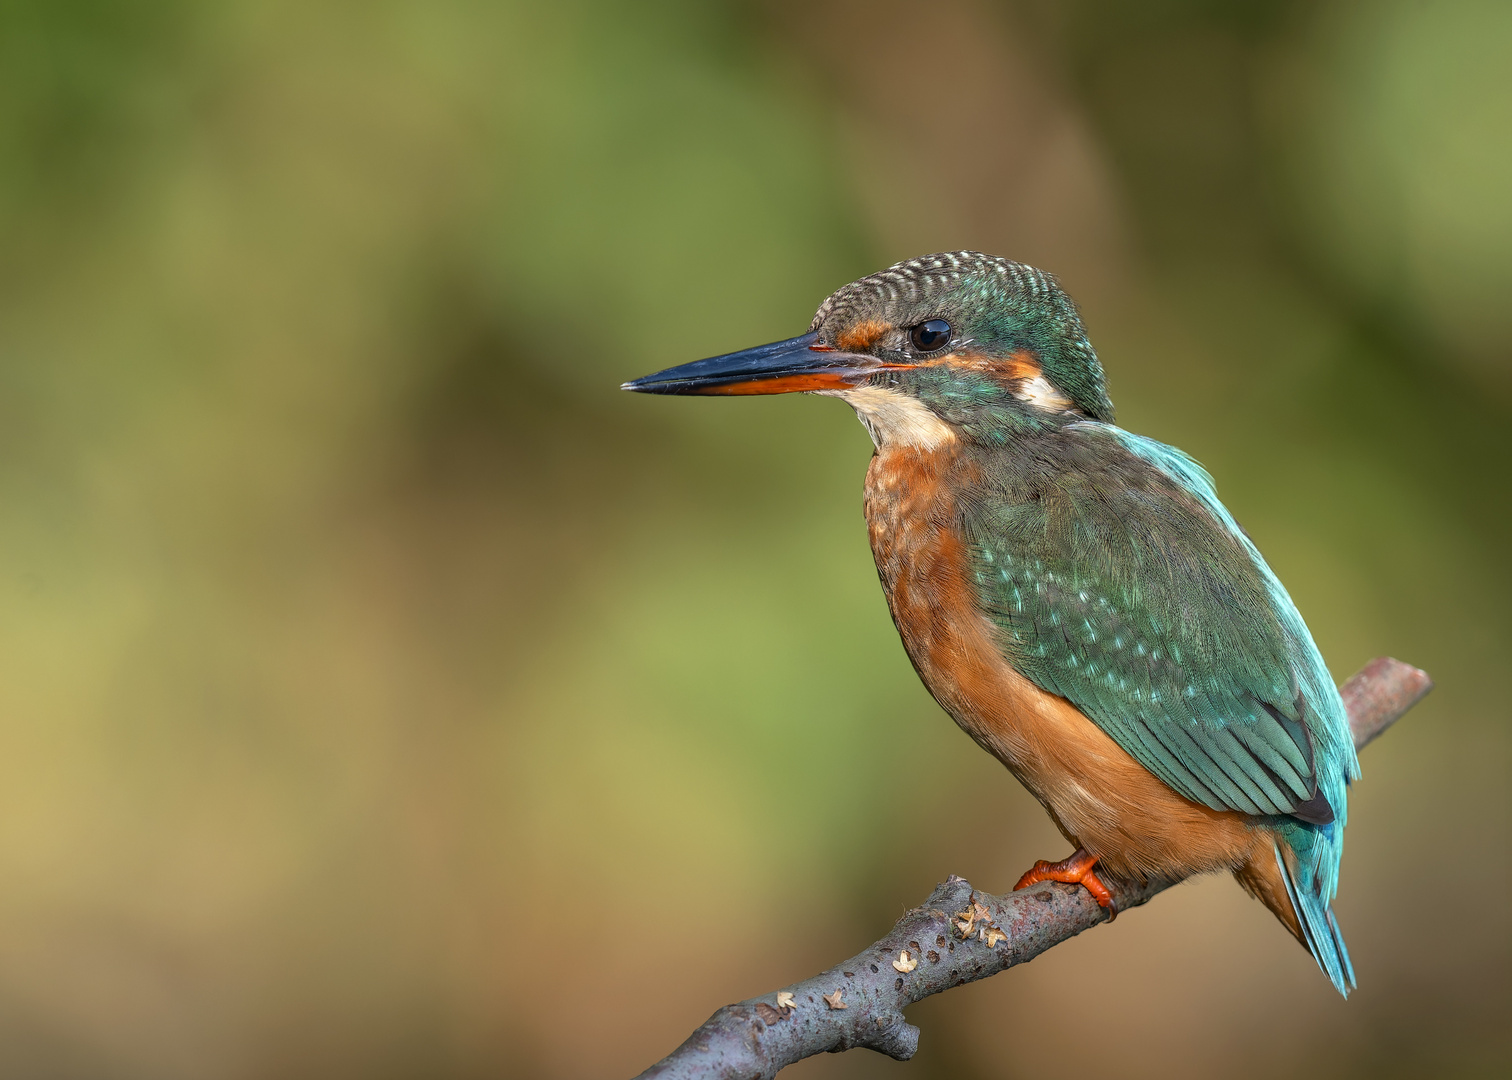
[1,1,1508,1077]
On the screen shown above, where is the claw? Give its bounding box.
[1013,849,1119,919]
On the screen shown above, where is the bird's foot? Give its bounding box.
[1013,849,1119,919]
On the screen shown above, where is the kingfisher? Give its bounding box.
[623,251,1359,996]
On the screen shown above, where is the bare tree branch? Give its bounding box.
[634,657,1433,1080]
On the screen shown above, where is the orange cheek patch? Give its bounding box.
[908,350,998,373]
[1002,350,1043,382]
[837,319,891,352]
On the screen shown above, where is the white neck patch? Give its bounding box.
[1015,374,1077,414]
[821,386,958,450]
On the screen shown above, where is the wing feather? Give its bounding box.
[964,423,1358,825]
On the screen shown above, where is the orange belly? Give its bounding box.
[864,444,1288,907]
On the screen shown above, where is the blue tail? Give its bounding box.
[1274,822,1355,997]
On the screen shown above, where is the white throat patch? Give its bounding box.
[821,386,958,450]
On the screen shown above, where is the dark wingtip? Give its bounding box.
[1288,787,1336,826]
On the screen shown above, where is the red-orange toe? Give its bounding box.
[1013,849,1118,919]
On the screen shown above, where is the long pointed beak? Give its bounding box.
[621,332,880,396]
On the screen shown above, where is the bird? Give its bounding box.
[622,251,1359,996]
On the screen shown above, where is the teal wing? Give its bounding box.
[963,424,1359,832]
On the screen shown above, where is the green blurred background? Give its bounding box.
[0,0,1507,1076]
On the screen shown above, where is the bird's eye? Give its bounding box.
[909,319,952,353]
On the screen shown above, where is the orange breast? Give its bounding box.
[864,445,1263,885]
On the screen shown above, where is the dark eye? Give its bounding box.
[909,319,952,353]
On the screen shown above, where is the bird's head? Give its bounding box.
[623,251,1114,448]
